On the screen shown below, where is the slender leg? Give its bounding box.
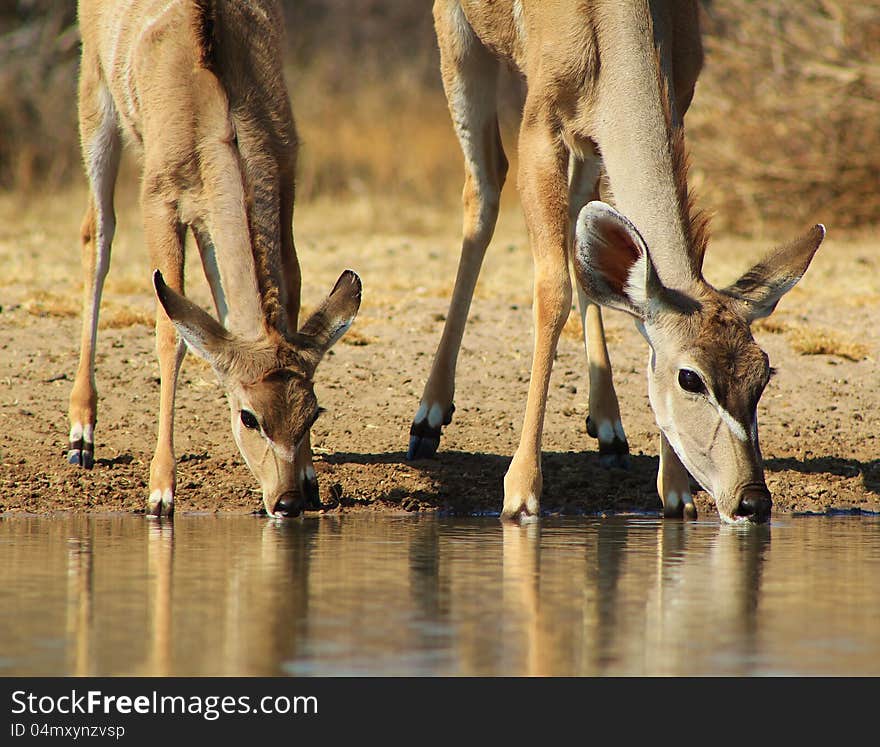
[143,184,186,517]
[567,155,630,468]
[68,70,121,469]
[568,152,629,468]
[408,7,507,459]
[658,432,696,519]
[192,224,229,327]
[501,107,570,521]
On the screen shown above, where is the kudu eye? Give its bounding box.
[240,410,260,430]
[678,369,707,395]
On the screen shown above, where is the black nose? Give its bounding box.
[735,486,772,522]
[272,492,303,518]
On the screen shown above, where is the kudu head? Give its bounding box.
[153,270,362,518]
[574,201,824,523]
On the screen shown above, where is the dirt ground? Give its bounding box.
[1,185,878,520]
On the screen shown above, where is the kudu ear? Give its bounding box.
[573,201,661,320]
[294,270,362,370]
[723,224,825,322]
[153,270,244,375]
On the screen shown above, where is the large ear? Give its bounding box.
[153,270,255,377]
[294,270,362,369]
[574,201,662,319]
[722,224,825,322]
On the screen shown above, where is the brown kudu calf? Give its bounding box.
[68,0,361,517]
[409,0,824,523]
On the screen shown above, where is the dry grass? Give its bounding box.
[23,291,78,319]
[753,318,790,335]
[688,1,880,235]
[755,318,870,361]
[99,306,153,330]
[340,329,378,346]
[5,2,877,238]
[560,309,623,345]
[21,291,152,329]
[787,327,870,362]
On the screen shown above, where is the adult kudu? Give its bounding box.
[408,1,825,523]
[68,0,362,517]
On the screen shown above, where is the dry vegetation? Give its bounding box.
[688,0,880,235]
[1,1,879,237]
[754,318,869,362]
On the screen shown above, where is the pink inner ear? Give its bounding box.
[594,224,641,296]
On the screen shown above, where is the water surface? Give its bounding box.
[1,512,878,676]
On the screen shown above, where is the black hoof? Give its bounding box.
[407,404,454,460]
[599,450,631,470]
[67,439,94,470]
[663,502,684,519]
[407,430,440,460]
[587,416,630,470]
[146,501,174,519]
[500,508,539,524]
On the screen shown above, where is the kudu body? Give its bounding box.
[69,0,361,517]
[410,0,824,522]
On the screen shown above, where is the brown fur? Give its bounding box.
[414,1,823,523]
[68,1,360,518]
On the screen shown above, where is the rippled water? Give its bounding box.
[0,512,878,676]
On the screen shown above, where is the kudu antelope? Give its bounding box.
[409,1,824,523]
[68,0,361,518]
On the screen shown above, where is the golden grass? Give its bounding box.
[22,292,153,330]
[787,328,870,362]
[753,318,789,335]
[23,291,78,319]
[5,2,880,240]
[755,318,870,362]
[99,306,154,330]
[340,329,378,346]
[560,309,623,345]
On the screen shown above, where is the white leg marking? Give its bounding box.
[427,403,445,429]
[148,488,174,511]
[596,420,615,444]
[613,419,627,442]
[505,493,539,520]
[414,402,428,423]
[665,490,682,512]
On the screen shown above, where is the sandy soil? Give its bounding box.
[1,186,878,519]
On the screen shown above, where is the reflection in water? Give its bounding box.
[0,513,877,676]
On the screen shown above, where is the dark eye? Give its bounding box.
[678,369,707,394]
[240,410,260,430]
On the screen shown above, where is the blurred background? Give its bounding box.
[1,0,878,237]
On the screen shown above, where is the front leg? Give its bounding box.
[567,154,630,469]
[502,110,571,521]
[143,191,186,518]
[657,432,696,519]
